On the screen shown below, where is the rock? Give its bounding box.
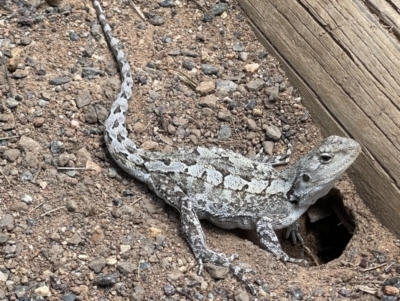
[81,67,103,79]
[262,141,274,156]
[234,290,249,301]
[66,199,79,212]
[198,95,217,108]
[67,234,82,245]
[117,261,134,275]
[94,104,108,122]
[289,287,304,300]
[21,194,33,204]
[34,285,51,297]
[201,64,219,75]
[88,257,106,273]
[265,125,281,141]
[265,86,279,101]
[93,272,119,286]
[10,202,28,212]
[216,79,237,92]
[204,263,229,279]
[90,228,105,243]
[18,136,42,154]
[3,149,21,162]
[239,52,249,61]
[384,286,399,296]
[120,244,131,254]
[163,284,175,296]
[182,60,196,70]
[22,152,39,168]
[246,79,264,92]
[61,292,77,301]
[0,234,9,245]
[159,0,175,8]
[49,77,71,85]
[181,49,200,57]
[141,140,159,150]
[58,153,73,167]
[5,98,19,108]
[217,110,232,122]
[0,214,14,231]
[233,41,245,52]
[76,147,92,167]
[196,81,215,96]
[148,15,164,26]
[253,108,263,117]
[0,271,8,282]
[246,99,257,110]
[211,3,227,16]
[76,89,91,108]
[244,63,260,73]
[218,125,232,140]
[130,284,145,301]
[33,117,45,127]
[85,105,97,124]
[172,117,188,127]
[247,118,258,131]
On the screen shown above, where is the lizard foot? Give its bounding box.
[285,222,304,245]
[229,264,257,295]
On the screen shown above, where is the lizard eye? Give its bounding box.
[320,153,332,164]
[302,174,310,182]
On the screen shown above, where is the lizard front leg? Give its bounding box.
[179,194,256,294]
[256,217,308,266]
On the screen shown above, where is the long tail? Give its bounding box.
[93,1,151,183]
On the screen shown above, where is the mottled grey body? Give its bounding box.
[93,0,361,294]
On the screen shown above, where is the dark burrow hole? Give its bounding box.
[235,188,355,265]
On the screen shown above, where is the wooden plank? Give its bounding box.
[237,0,400,235]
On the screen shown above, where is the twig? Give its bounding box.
[128,0,145,20]
[303,245,320,266]
[131,195,145,206]
[137,258,141,280]
[28,201,45,215]
[349,280,384,285]
[1,53,14,98]
[360,262,387,272]
[0,135,19,141]
[0,169,10,185]
[168,69,198,90]
[36,206,66,219]
[32,166,42,183]
[56,167,95,170]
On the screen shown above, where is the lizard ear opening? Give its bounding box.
[302,174,310,182]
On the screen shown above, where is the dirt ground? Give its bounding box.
[0,0,399,300]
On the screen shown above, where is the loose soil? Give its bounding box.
[0,0,399,300]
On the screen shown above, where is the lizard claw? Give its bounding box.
[285,222,304,245]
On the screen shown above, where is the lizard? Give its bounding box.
[92,0,362,294]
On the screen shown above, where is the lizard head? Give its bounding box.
[285,135,361,207]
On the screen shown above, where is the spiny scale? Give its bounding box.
[93,1,361,295]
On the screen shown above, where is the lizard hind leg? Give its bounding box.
[179,196,256,294]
